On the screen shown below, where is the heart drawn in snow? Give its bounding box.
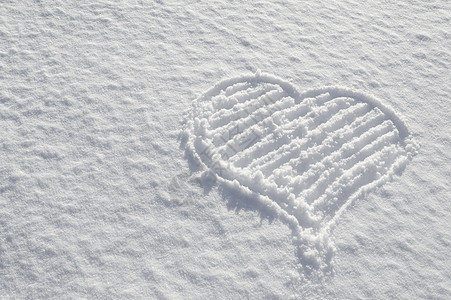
[184,72,417,272]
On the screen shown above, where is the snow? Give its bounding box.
[1,0,450,298]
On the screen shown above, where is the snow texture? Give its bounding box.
[1,0,450,299]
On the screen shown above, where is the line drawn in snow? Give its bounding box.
[180,71,418,275]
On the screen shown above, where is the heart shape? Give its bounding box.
[184,72,417,271]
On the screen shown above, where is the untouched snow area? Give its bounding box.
[1,0,450,298]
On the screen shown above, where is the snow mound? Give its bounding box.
[184,71,418,273]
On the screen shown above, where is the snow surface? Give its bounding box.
[1,0,450,299]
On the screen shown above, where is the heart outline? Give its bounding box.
[183,72,417,272]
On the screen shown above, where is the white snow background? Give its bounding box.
[1,0,450,298]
